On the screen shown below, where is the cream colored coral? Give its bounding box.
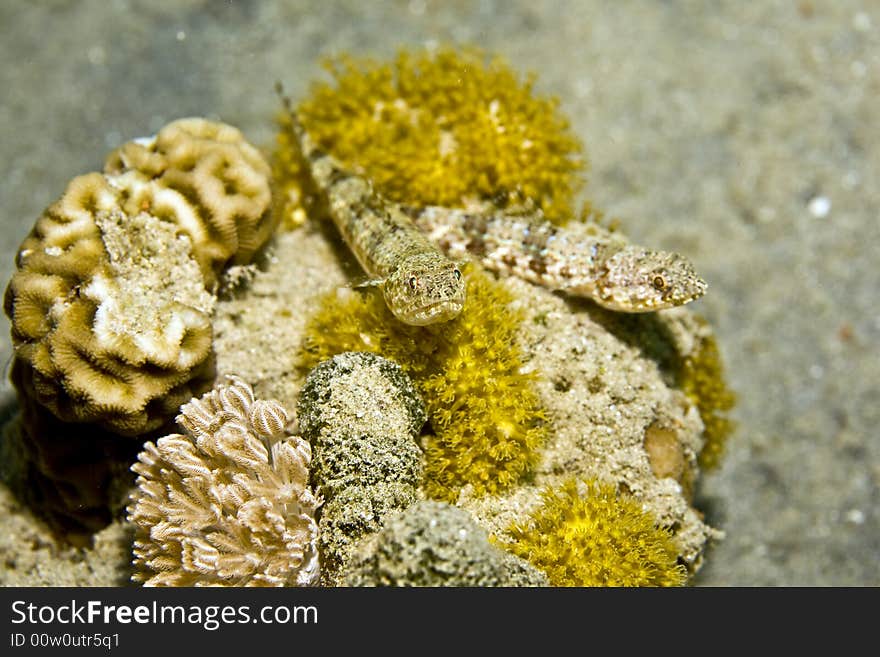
[105,118,276,287]
[4,172,215,435]
[128,375,320,587]
[3,118,276,435]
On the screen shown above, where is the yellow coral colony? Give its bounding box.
[676,318,737,470]
[4,118,277,435]
[128,375,320,586]
[275,47,585,229]
[285,47,589,500]
[288,46,731,582]
[300,266,546,502]
[504,479,687,587]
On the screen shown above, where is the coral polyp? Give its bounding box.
[502,479,687,587]
[128,376,320,587]
[299,264,547,502]
[675,317,737,470]
[275,46,585,228]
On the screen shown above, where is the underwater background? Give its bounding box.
[0,0,877,585]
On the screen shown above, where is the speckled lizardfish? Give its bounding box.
[406,204,707,312]
[279,85,705,319]
[278,87,466,326]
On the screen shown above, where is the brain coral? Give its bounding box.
[128,375,320,586]
[4,118,275,435]
[105,118,276,287]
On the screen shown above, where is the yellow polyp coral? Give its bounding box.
[299,265,547,502]
[277,46,585,227]
[502,479,688,587]
[675,318,737,470]
[272,109,317,230]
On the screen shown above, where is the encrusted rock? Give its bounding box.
[297,351,426,585]
[344,500,549,587]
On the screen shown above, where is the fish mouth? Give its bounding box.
[668,277,708,308]
[595,276,708,312]
[403,299,464,326]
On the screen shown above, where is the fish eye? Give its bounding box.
[651,274,667,291]
[408,276,418,290]
[452,268,461,281]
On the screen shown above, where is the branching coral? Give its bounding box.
[275,46,584,228]
[128,375,320,586]
[299,265,547,502]
[297,352,426,585]
[502,479,687,587]
[4,118,275,435]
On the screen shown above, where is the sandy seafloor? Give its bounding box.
[0,0,877,586]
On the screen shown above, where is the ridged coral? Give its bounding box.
[275,46,584,228]
[344,500,548,587]
[4,118,275,435]
[299,265,547,502]
[502,479,687,587]
[128,375,320,587]
[297,352,426,585]
[105,118,277,287]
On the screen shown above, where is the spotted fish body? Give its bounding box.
[408,205,707,312]
[283,107,466,326]
[279,86,704,318]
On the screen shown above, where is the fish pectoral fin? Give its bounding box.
[452,256,475,271]
[351,277,386,289]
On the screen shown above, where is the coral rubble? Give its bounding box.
[297,351,426,585]
[345,500,548,586]
[128,375,320,586]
